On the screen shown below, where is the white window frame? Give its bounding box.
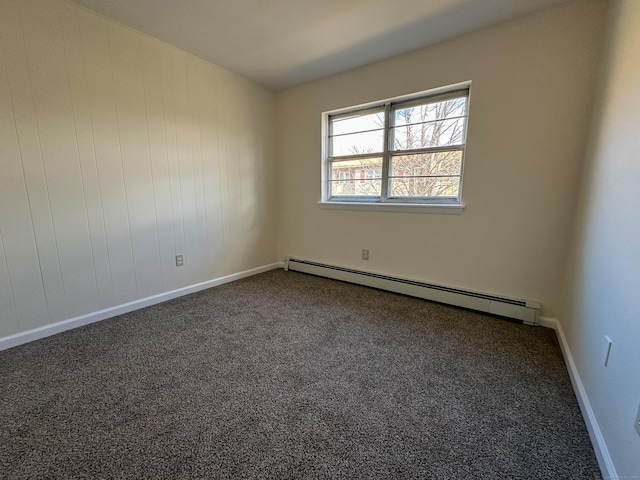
[320,81,471,214]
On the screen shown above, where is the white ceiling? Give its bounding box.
[70,0,570,89]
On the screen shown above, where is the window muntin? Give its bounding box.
[325,86,469,205]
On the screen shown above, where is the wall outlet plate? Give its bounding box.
[635,403,640,438]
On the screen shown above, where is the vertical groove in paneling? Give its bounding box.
[105,23,140,299]
[0,19,49,333]
[171,48,197,283]
[187,58,208,283]
[217,70,232,274]
[212,66,228,278]
[141,38,179,292]
[23,0,99,318]
[0,230,19,338]
[201,63,213,276]
[109,23,163,298]
[2,0,67,324]
[79,11,137,304]
[192,60,209,276]
[19,0,71,319]
[0,32,20,337]
[160,44,186,287]
[138,35,169,293]
[238,78,255,270]
[59,0,114,309]
[0,0,277,339]
[57,0,102,309]
[212,66,226,278]
[198,63,221,278]
[226,76,243,270]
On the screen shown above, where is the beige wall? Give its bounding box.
[276,0,606,317]
[561,0,640,476]
[0,0,278,338]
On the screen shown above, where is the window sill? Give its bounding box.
[318,201,465,214]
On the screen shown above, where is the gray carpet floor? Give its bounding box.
[0,269,600,479]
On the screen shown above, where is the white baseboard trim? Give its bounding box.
[0,262,284,352]
[539,316,618,480]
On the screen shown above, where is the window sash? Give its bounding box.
[326,87,469,203]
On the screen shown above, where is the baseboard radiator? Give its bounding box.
[284,257,540,325]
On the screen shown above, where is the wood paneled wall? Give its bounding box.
[0,0,277,337]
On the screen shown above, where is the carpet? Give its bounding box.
[0,269,601,479]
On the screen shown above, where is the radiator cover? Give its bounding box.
[284,257,540,325]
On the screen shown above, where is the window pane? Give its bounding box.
[392,117,465,150]
[331,129,384,156]
[389,176,459,198]
[330,179,382,197]
[331,157,382,180]
[331,111,385,135]
[394,97,466,125]
[391,151,462,178]
[330,157,382,196]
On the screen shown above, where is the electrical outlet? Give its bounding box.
[175,255,184,267]
[604,335,613,367]
[635,403,640,438]
[362,249,369,260]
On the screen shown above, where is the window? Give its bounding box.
[322,83,470,211]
